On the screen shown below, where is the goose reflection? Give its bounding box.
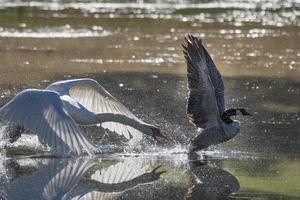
[185,160,240,200]
[1,157,165,200]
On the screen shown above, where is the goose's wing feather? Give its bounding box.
[46,78,144,141]
[0,89,96,156]
[183,35,221,128]
[202,45,225,114]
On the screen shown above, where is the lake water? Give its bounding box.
[0,0,299,199]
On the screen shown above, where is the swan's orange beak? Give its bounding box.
[153,129,167,142]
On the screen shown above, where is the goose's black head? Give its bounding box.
[221,108,251,124]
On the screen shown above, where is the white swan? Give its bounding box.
[182,35,251,152]
[0,78,165,156]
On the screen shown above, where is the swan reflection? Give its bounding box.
[1,157,165,200]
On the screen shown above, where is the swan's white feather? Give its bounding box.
[0,89,97,156]
[46,78,144,142]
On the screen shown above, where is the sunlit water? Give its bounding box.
[0,0,299,199]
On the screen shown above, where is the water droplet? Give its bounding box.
[19,23,26,28]
[150,75,159,79]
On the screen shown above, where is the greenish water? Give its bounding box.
[0,0,299,199]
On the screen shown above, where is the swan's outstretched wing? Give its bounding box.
[183,35,221,128]
[46,78,144,141]
[0,89,97,156]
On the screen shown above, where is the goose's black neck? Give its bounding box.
[221,108,251,124]
[221,113,233,124]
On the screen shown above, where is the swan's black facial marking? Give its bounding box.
[221,108,251,124]
[151,127,166,142]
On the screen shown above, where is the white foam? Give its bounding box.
[3,135,49,155]
[0,152,8,185]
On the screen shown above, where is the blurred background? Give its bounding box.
[0,0,299,199]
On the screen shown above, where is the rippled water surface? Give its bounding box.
[0,0,299,199]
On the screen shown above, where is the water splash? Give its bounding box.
[0,123,54,156]
[0,123,9,147]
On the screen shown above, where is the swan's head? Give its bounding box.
[143,125,166,142]
[139,165,166,183]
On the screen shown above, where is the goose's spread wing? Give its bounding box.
[46,78,144,141]
[183,35,221,128]
[0,89,96,156]
[202,45,225,114]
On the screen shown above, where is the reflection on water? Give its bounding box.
[186,160,240,200]
[0,156,166,200]
[0,155,243,200]
[0,0,299,199]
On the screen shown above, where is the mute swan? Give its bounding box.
[182,35,251,152]
[0,78,165,156]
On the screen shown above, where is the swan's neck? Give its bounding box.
[82,173,153,193]
[94,113,147,132]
